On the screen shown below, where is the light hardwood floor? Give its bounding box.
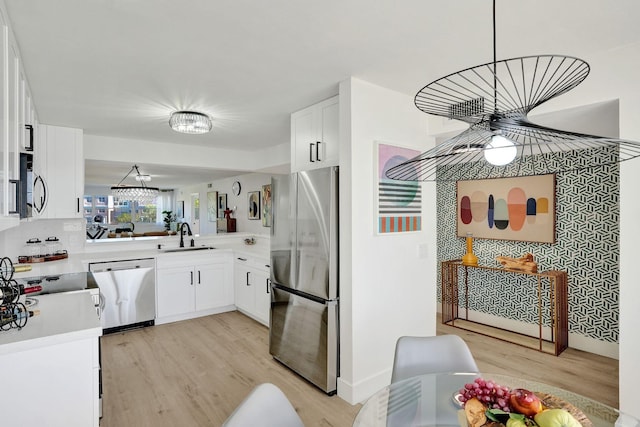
[101,311,360,427]
[101,311,617,426]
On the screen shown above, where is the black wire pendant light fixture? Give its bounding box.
[111,164,159,204]
[386,0,640,182]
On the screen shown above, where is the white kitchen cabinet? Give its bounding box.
[196,261,234,311]
[0,292,101,427]
[0,21,19,230]
[35,124,84,219]
[234,254,271,326]
[156,251,234,324]
[291,95,339,172]
[156,265,194,317]
[2,337,100,427]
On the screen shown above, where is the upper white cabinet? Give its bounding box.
[0,14,36,231]
[35,125,84,219]
[291,95,339,172]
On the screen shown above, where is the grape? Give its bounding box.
[458,377,512,412]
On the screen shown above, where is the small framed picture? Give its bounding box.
[217,193,227,219]
[261,184,272,227]
[248,191,261,220]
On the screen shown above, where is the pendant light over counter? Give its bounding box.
[385,0,640,182]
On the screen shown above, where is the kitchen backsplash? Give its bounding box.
[0,219,86,261]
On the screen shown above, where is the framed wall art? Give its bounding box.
[217,193,227,219]
[457,173,556,243]
[374,141,422,234]
[261,184,272,227]
[248,191,261,220]
[207,191,217,222]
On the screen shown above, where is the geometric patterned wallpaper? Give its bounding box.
[436,148,619,343]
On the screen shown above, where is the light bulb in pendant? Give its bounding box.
[484,134,517,166]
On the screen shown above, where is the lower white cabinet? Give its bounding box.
[2,336,100,426]
[156,251,233,324]
[234,254,270,326]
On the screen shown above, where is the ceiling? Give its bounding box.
[4,0,640,187]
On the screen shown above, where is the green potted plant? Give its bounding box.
[162,210,176,231]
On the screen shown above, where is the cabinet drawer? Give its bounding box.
[234,254,269,271]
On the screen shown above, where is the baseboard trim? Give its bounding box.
[439,309,619,360]
[155,305,235,325]
[337,369,391,405]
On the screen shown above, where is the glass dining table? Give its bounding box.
[353,372,639,427]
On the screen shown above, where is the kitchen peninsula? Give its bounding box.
[0,291,102,426]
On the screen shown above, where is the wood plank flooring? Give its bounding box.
[100,311,618,426]
[100,311,359,427]
[439,321,619,408]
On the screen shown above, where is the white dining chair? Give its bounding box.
[391,334,479,383]
[222,383,305,427]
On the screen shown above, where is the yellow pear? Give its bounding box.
[534,409,581,427]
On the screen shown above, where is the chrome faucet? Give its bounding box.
[179,222,194,247]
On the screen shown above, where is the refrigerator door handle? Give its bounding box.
[272,283,329,305]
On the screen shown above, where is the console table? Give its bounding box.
[441,260,568,355]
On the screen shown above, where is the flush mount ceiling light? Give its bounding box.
[111,164,159,204]
[169,111,212,134]
[386,0,640,182]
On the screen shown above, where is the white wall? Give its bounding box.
[530,42,640,419]
[176,172,278,237]
[84,134,289,173]
[337,78,436,404]
[601,43,640,419]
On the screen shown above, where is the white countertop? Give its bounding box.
[0,291,102,355]
[11,233,270,278]
[0,233,268,357]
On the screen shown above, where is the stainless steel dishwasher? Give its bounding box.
[89,258,155,334]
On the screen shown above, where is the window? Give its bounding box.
[84,191,174,225]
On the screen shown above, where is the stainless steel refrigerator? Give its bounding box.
[269,166,339,395]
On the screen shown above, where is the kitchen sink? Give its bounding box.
[160,245,216,253]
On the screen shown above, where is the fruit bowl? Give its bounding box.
[456,378,591,427]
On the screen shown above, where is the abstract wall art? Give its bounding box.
[248,191,260,220]
[261,184,272,227]
[375,141,422,234]
[457,174,555,243]
[217,193,227,219]
[207,191,217,222]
